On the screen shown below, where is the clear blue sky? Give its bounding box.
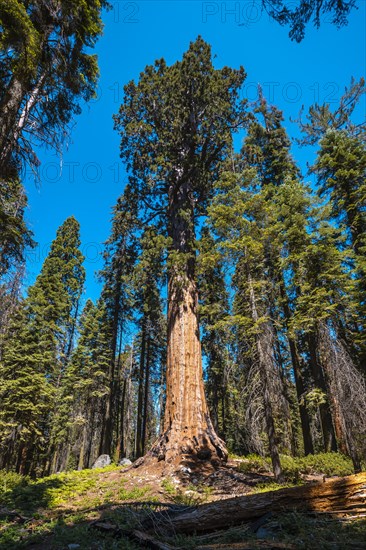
[23,0,366,303]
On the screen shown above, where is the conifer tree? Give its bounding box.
[0,216,85,473]
[262,0,356,42]
[98,186,138,457]
[313,131,366,362]
[0,0,109,177]
[0,301,55,473]
[133,227,166,458]
[240,96,315,455]
[37,216,85,368]
[0,178,33,279]
[209,170,286,479]
[298,77,366,366]
[50,299,110,472]
[198,226,232,441]
[289,204,364,465]
[114,37,246,466]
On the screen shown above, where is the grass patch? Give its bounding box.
[0,466,122,512]
[271,512,366,549]
[251,480,300,493]
[166,514,366,550]
[235,452,356,481]
[235,453,271,474]
[0,465,151,549]
[161,478,213,506]
[119,485,150,501]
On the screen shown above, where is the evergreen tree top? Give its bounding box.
[114,36,247,218]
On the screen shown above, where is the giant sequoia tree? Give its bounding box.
[114,37,246,466]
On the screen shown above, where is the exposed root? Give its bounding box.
[130,426,228,479]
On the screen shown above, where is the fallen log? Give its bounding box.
[131,529,176,550]
[195,543,297,550]
[0,509,29,523]
[165,473,366,534]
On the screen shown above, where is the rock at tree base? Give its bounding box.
[119,458,132,466]
[92,454,111,469]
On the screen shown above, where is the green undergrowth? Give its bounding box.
[233,452,358,481]
[161,478,213,506]
[173,513,366,549]
[251,480,300,493]
[0,465,151,549]
[0,454,364,548]
[0,465,124,512]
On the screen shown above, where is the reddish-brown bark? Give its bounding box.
[147,180,227,468]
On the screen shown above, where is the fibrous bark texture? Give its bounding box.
[148,181,227,468]
[150,275,227,467]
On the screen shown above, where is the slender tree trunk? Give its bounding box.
[159,361,165,431]
[100,375,114,456]
[86,407,96,468]
[116,344,133,459]
[150,180,227,466]
[222,393,228,438]
[0,70,48,175]
[16,442,27,475]
[65,298,80,363]
[141,336,151,456]
[100,280,123,455]
[274,332,295,454]
[318,323,363,473]
[63,443,71,471]
[22,446,33,476]
[78,421,88,470]
[50,448,59,474]
[0,77,26,169]
[288,339,314,454]
[125,375,133,459]
[0,19,54,174]
[279,283,314,455]
[247,268,282,481]
[136,322,146,458]
[207,341,220,434]
[0,72,47,173]
[307,332,337,452]
[115,378,127,460]
[114,327,124,461]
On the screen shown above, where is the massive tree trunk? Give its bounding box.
[150,179,227,467]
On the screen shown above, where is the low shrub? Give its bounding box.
[235,452,355,480]
[298,452,354,477]
[236,454,271,474]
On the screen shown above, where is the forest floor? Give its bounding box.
[1,454,365,549]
